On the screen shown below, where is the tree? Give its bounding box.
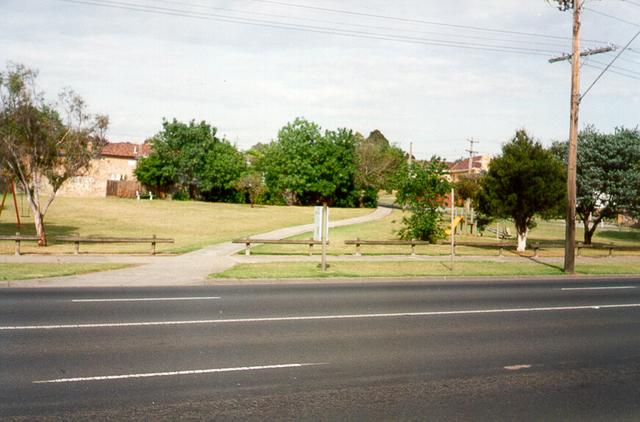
[354,129,406,206]
[479,130,566,252]
[234,172,266,207]
[135,119,246,201]
[255,118,360,206]
[0,63,108,245]
[552,126,640,244]
[395,157,451,242]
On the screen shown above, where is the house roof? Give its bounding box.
[448,155,486,172]
[100,142,151,159]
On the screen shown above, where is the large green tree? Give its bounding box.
[135,119,246,201]
[0,63,108,245]
[395,157,451,242]
[354,129,406,206]
[479,130,566,252]
[255,118,360,206]
[552,126,640,244]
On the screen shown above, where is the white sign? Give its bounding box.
[313,206,329,241]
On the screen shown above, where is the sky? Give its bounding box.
[2,0,639,160]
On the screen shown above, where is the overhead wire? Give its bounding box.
[148,0,582,51]
[55,0,566,57]
[249,0,609,44]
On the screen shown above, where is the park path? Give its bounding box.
[3,206,393,287]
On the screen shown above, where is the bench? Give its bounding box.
[344,239,431,256]
[135,191,154,200]
[0,233,41,255]
[232,238,326,256]
[54,235,174,255]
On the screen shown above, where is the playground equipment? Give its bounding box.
[445,215,465,236]
[0,178,22,229]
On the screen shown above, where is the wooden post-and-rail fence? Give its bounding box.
[1,234,174,255]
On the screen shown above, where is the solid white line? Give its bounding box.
[4,303,640,331]
[560,286,636,291]
[33,363,322,384]
[71,296,221,303]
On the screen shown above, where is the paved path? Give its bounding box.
[2,206,393,287]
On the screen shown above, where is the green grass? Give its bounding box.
[248,209,640,257]
[0,263,133,280]
[0,195,370,254]
[211,260,640,279]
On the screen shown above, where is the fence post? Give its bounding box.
[411,239,416,256]
[151,234,157,256]
[533,243,539,258]
[75,234,80,255]
[355,238,361,256]
[15,232,20,256]
[309,239,313,256]
[608,244,613,258]
[245,241,251,256]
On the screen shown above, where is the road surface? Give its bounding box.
[2,277,640,420]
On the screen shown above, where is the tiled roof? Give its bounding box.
[448,156,485,172]
[100,142,151,159]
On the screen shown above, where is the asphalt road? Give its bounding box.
[2,277,640,420]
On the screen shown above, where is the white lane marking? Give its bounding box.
[560,286,636,291]
[71,296,221,303]
[3,303,640,331]
[33,363,322,384]
[504,364,532,371]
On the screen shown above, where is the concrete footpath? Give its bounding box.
[1,206,393,287]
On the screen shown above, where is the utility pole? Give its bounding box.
[564,0,582,274]
[466,138,478,175]
[549,1,619,273]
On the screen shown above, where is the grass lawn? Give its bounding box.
[0,263,133,280]
[211,260,640,279]
[0,196,370,254]
[249,209,640,258]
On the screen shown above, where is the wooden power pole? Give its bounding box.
[565,0,582,274]
[549,0,616,273]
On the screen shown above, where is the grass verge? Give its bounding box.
[211,261,640,279]
[0,263,134,280]
[0,196,370,254]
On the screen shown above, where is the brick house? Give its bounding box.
[446,155,491,183]
[56,141,151,197]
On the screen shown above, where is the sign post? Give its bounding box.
[315,204,329,272]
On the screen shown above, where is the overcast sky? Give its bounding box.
[2,0,639,160]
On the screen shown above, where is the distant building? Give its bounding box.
[56,141,151,197]
[446,155,491,182]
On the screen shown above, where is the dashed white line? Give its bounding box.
[71,296,221,303]
[560,286,636,291]
[3,303,640,331]
[504,364,532,371]
[33,363,323,384]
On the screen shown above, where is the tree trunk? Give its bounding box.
[516,227,528,252]
[34,211,47,246]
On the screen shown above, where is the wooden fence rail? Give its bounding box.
[0,233,40,255]
[54,235,174,255]
[344,239,431,256]
[232,238,326,256]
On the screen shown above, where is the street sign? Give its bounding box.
[314,206,329,241]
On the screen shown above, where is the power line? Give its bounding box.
[148,0,581,51]
[583,7,640,27]
[54,0,564,57]
[618,0,640,8]
[587,58,640,78]
[581,28,640,95]
[583,63,640,80]
[250,0,609,44]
